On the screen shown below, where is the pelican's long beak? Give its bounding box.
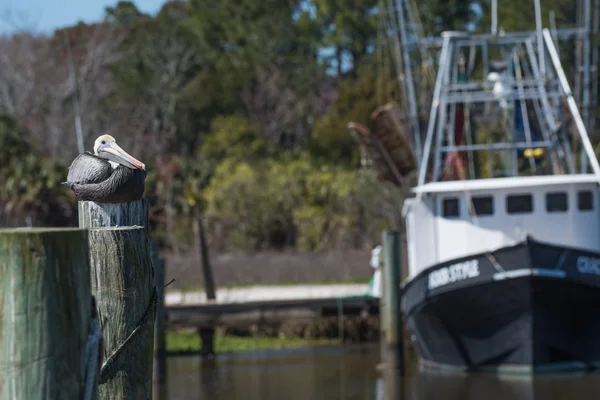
[99,142,145,170]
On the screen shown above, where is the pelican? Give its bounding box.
[64,135,147,203]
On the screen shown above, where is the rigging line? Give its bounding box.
[386,0,410,112]
[407,0,436,82]
[377,0,385,106]
[460,51,477,181]
[513,50,538,174]
[377,5,382,105]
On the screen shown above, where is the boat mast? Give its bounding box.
[387,0,422,165]
[491,0,498,35]
[534,0,545,78]
[581,0,592,172]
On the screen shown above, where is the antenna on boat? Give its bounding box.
[491,0,498,35]
[534,0,545,78]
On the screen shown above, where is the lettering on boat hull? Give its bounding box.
[577,256,600,276]
[427,259,480,290]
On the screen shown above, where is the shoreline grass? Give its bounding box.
[167,331,341,354]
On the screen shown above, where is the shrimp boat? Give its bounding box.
[369,0,600,373]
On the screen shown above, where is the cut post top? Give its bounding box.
[78,198,150,229]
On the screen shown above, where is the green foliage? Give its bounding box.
[167,331,337,353]
[0,115,29,161]
[309,65,400,165]
[477,0,578,33]
[203,155,398,251]
[105,1,145,26]
[416,0,480,35]
[0,116,74,226]
[200,115,274,162]
[203,159,284,249]
[186,0,304,69]
[313,0,378,74]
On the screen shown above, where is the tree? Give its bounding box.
[0,115,74,227]
[106,1,199,158]
[313,0,378,76]
[186,0,323,148]
[0,22,123,161]
[477,0,578,34]
[415,0,479,36]
[200,115,274,162]
[310,60,401,165]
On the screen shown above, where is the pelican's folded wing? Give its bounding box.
[66,152,113,184]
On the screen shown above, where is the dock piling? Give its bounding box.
[80,199,156,399]
[194,212,217,357]
[0,228,98,399]
[380,230,405,376]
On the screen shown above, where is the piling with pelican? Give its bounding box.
[66,134,158,398]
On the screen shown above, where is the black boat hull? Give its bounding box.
[403,237,600,373]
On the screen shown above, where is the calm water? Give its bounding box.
[161,344,600,400]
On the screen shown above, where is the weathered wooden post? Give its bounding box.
[79,199,149,228]
[0,228,100,399]
[193,211,217,357]
[379,230,405,376]
[79,199,156,399]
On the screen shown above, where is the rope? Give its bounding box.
[99,285,159,384]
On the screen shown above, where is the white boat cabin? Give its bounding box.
[403,174,600,279]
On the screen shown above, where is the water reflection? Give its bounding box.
[161,344,600,400]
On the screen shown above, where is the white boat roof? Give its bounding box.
[412,174,600,194]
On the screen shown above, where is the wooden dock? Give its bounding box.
[165,284,379,329]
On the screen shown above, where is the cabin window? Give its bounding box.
[471,196,494,216]
[578,191,594,211]
[442,197,460,217]
[506,194,533,214]
[546,192,567,213]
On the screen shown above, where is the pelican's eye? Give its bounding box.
[101,140,106,145]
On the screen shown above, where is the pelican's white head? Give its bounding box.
[93,134,145,170]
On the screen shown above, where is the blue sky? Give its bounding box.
[0,0,165,34]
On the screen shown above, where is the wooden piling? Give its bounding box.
[194,212,216,300]
[379,230,404,376]
[79,199,156,399]
[193,212,216,357]
[88,226,155,398]
[79,199,150,228]
[0,228,98,399]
